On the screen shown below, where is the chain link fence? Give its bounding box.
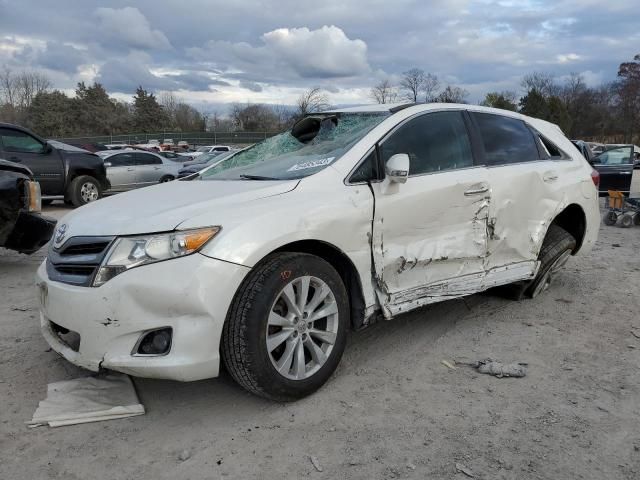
[54,131,280,147]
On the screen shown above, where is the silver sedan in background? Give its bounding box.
[98,149,182,193]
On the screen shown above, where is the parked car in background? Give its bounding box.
[98,149,181,192]
[605,144,640,169]
[590,145,635,195]
[161,139,174,151]
[104,141,130,150]
[177,150,237,178]
[156,150,190,162]
[177,141,190,150]
[181,151,222,167]
[191,145,231,157]
[0,159,55,254]
[586,142,606,154]
[66,142,109,153]
[37,103,599,401]
[0,124,109,206]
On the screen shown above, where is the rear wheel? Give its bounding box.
[67,175,101,206]
[634,213,640,226]
[525,225,576,299]
[222,252,349,401]
[159,175,174,183]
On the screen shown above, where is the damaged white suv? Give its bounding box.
[37,103,600,400]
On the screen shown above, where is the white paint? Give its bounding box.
[37,103,600,382]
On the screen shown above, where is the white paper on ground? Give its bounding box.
[28,373,145,428]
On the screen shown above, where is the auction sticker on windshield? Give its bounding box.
[288,157,335,172]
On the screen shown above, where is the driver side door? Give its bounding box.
[370,110,491,317]
[592,146,634,195]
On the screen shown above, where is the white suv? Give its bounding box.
[36,103,600,400]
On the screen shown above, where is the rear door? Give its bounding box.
[592,146,634,195]
[0,127,65,195]
[370,110,491,316]
[135,152,165,186]
[469,112,574,283]
[105,152,137,191]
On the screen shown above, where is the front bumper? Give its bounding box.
[36,253,250,381]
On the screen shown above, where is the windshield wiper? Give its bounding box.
[239,174,280,181]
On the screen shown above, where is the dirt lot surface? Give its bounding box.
[2,193,640,479]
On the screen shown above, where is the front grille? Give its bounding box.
[47,236,114,287]
[60,242,110,256]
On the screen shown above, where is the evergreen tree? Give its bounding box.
[132,86,167,132]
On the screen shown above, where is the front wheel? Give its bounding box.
[222,252,349,401]
[603,211,618,226]
[67,175,101,206]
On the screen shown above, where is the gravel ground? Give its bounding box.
[1,186,640,479]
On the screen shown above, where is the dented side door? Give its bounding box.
[370,110,491,317]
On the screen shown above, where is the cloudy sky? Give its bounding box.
[1,0,639,113]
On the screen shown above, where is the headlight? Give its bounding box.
[23,180,42,213]
[93,227,220,287]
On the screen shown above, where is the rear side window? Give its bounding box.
[380,111,473,176]
[136,153,162,165]
[472,113,540,165]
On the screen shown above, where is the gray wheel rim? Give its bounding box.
[80,182,99,202]
[531,249,571,298]
[266,275,339,380]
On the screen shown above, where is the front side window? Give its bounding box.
[380,111,473,176]
[594,146,633,165]
[108,153,136,167]
[0,128,44,153]
[349,149,380,183]
[200,113,388,181]
[472,113,540,165]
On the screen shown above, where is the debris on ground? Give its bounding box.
[473,359,527,378]
[631,330,640,340]
[441,360,457,370]
[309,455,323,472]
[178,450,191,462]
[10,305,30,311]
[28,373,144,427]
[455,462,475,477]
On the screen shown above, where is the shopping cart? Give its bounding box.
[603,190,640,227]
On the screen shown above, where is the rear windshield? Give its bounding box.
[200,113,388,181]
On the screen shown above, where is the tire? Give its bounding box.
[159,175,174,183]
[603,211,618,226]
[620,214,633,228]
[222,252,349,401]
[634,214,640,226]
[525,224,576,299]
[67,175,101,207]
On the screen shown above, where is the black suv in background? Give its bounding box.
[0,124,110,206]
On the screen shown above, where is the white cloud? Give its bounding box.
[556,53,581,63]
[94,7,171,51]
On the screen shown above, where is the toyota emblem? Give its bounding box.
[54,223,68,246]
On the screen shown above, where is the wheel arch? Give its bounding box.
[271,239,367,330]
[549,203,587,254]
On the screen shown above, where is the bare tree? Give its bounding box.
[15,71,51,109]
[0,67,17,106]
[296,88,330,117]
[423,73,440,102]
[400,68,426,102]
[434,85,469,103]
[159,91,178,119]
[521,71,558,97]
[370,79,398,104]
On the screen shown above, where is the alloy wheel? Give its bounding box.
[266,276,339,380]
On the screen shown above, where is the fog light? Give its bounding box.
[135,328,172,356]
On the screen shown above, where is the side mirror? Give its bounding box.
[104,162,112,167]
[43,143,53,154]
[385,153,410,184]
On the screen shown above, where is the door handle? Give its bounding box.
[543,171,558,182]
[464,183,489,196]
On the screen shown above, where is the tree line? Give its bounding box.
[1,55,639,143]
[371,54,640,143]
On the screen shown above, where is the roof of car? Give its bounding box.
[323,103,415,114]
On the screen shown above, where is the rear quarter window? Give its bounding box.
[472,112,540,166]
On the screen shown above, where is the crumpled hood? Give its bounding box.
[58,179,299,237]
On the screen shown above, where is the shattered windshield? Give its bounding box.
[200,113,388,181]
